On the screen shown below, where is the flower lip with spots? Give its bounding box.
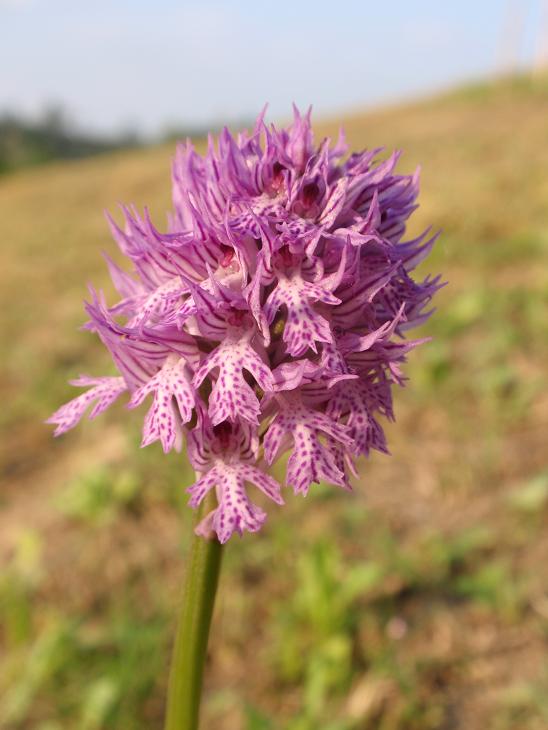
[48,105,441,542]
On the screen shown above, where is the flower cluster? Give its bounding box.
[48,107,440,543]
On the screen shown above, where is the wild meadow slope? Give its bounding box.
[1,76,547,730]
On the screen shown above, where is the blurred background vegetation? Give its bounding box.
[0,107,136,176]
[1,72,548,730]
[0,106,222,176]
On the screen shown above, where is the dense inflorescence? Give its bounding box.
[48,107,441,543]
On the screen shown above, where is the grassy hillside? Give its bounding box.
[1,75,548,730]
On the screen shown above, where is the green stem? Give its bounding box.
[165,491,223,730]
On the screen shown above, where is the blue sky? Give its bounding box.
[0,0,544,135]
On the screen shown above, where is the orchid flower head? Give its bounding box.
[48,107,441,543]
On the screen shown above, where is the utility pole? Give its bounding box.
[534,0,548,73]
[497,0,525,75]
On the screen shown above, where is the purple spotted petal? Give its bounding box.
[187,461,283,543]
[192,333,274,425]
[128,355,195,453]
[47,376,127,436]
[264,395,354,495]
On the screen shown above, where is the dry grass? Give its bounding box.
[1,75,548,730]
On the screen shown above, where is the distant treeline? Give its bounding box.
[0,108,143,175]
[0,107,256,175]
